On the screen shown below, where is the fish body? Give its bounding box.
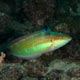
[9,29,72,59]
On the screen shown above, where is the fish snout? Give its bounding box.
[58,35,72,47]
[51,35,72,50]
[63,35,72,42]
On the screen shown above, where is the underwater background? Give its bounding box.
[0,0,80,80]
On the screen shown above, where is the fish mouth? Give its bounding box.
[62,35,72,44]
[66,35,72,41]
[65,35,72,42]
[61,35,72,47]
[59,33,72,41]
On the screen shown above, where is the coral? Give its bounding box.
[0,52,6,66]
[0,63,27,80]
[44,59,80,80]
[21,77,37,80]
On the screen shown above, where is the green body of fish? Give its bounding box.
[9,29,72,59]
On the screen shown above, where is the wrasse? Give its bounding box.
[8,29,72,59]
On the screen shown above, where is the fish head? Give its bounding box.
[50,32,72,50]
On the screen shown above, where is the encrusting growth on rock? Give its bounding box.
[0,52,6,66]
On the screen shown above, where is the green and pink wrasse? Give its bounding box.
[8,29,72,59]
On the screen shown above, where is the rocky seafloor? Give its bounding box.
[0,59,80,80]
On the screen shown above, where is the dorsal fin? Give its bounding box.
[43,25,52,34]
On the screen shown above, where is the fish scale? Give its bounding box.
[9,36,52,54]
[8,29,72,59]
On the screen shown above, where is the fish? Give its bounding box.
[8,28,72,60]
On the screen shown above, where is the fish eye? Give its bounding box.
[51,40,52,42]
[51,38,54,42]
